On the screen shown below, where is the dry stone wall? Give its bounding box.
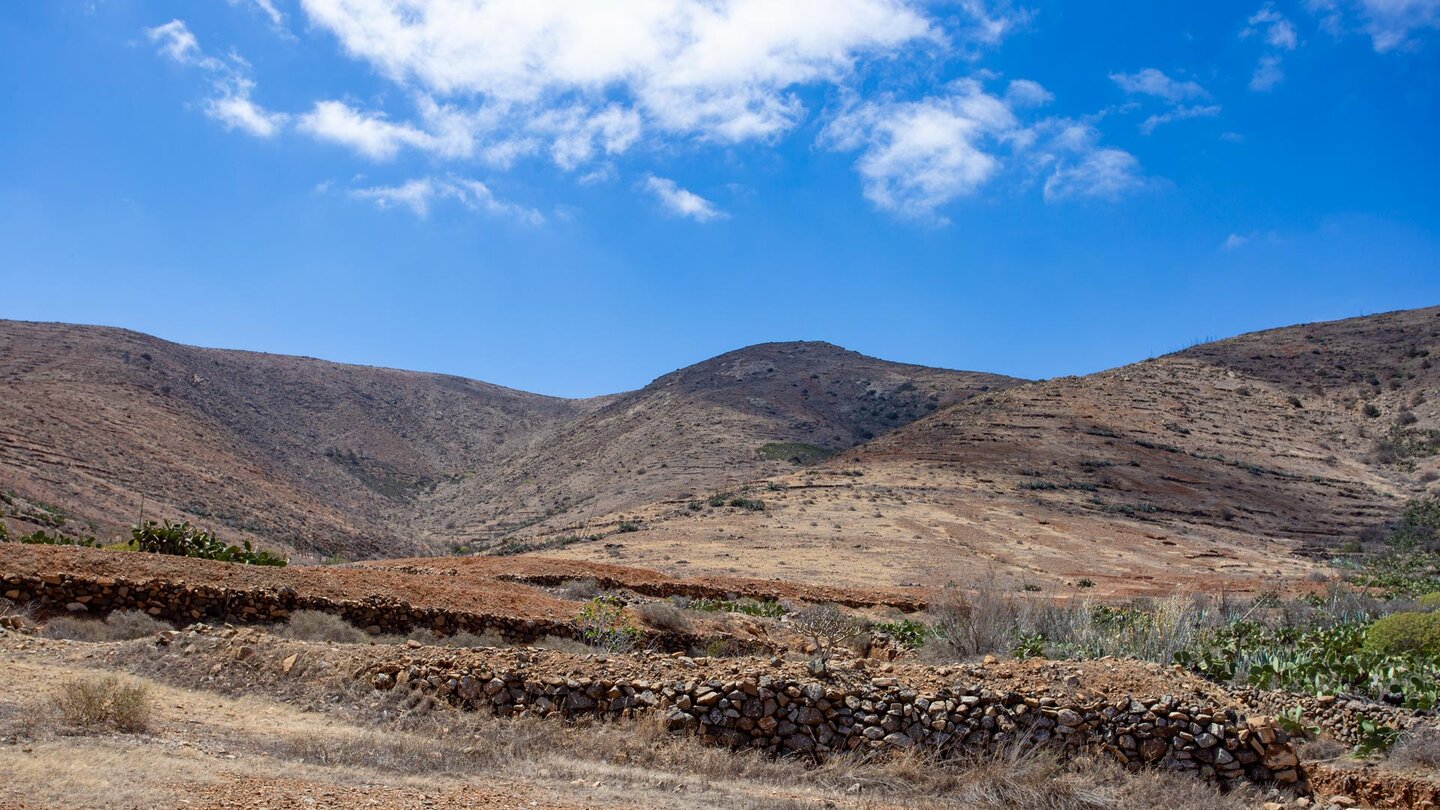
[367,652,1307,789]
[1238,687,1434,746]
[0,570,693,652]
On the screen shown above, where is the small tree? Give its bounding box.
[574,597,641,652]
[791,603,859,674]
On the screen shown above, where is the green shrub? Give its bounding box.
[16,530,98,547]
[574,598,641,652]
[872,619,930,649]
[132,520,286,566]
[1363,612,1440,656]
[615,521,641,533]
[1417,592,1440,612]
[727,497,764,511]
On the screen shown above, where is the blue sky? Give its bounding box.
[2,1,1438,397]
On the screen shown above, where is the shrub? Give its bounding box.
[556,578,601,601]
[872,619,930,649]
[574,597,641,652]
[1363,611,1440,656]
[16,530,98,547]
[1077,578,1096,589]
[52,676,151,732]
[1417,592,1440,612]
[132,520,286,566]
[634,601,693,633]
[615,521,641,533]
[727,497,765,511]
[42,610,170,642]
[1390,727,1440,770]
[790,603,860,671]
[280,610,369,643]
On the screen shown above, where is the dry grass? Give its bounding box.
[41,609,171,642]
[1390,727,1440,771]
[52,675,151,732]
[0,645,1274,810]
[278,609,371,643]
[635,600,693,633]
[557,577,602,600]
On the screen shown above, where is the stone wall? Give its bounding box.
[366,654,1307,789]
[0,570,694,652]
[1237,687,1432,747]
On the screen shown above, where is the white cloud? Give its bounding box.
[207,79,288,136]
[1356,0,1440,50]
[349,175,544,222]
[146,20,224,70]
[642,175,726,222]
[1109,68,1210,103]
[1222,233,1250,250]
[1004,79,1054,107]
[228,0,287,28]
[1245,4,1300,49]
[145,19,285,138]
[1141,104,1222,134]
[1305,0,1440,51]
[299,0,939,145]
[1043,148,1145,202]
[821,82,1018,222]
[1249,54,1286,90]
[297,101,438,160]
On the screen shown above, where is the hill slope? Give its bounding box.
[0,321,583,557]
[414,341,1019,545]
[527,308,1440,591]
[0,323,1015,559]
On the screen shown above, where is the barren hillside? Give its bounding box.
[0,324,1013,560]
[415,341,1018,546]
[0,321,584,558]
[529,308,1440,591]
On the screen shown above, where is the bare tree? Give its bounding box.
[791,603,860,674]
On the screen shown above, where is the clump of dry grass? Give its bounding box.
[42,610,171,642]
[407,628,510,648]
[1390,727,1440,770]
[634,600,693,633]
[531,634,592,654]
[51,676,151,733]
[556,578,601,600]
[278,610,370,643]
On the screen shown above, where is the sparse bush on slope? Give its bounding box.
[43,610,170,642]
[52,676,151,732]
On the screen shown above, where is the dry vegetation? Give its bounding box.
[0,640,1270,810]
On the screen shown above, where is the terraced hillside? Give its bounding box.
[527,308,1440,592]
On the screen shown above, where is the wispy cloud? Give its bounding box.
[1111,68,1219,133]
[642,175,725,222]
[349,175,544,223]
[1109,68,1210,103]
[1141,104,1222,135]
[1306,0,1440,52]
[144,20,285,137]
[1243,5,1298,92]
